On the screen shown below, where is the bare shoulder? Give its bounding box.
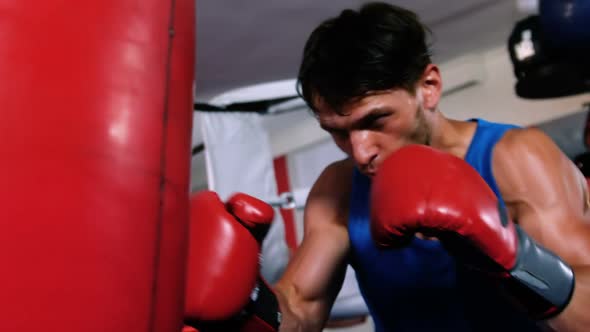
[492,127,568,195]
[310,158,355,196]
[492,127,588,220]
[494,126,562,159]
[304,158,355,230]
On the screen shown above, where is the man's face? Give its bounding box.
[315,89,430,177]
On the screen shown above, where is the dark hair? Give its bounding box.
[297,2,433,113]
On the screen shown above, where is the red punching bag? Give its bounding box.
[0,0,195,331]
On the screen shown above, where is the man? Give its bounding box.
[185,2,590,332]
[272,2,590,332]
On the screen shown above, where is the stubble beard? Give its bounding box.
[408,104,432,146]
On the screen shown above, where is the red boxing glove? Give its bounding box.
[370,145,574,319]
[184,191,281,332]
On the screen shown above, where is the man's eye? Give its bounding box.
[370,118,385,129]
[369,114,390,129]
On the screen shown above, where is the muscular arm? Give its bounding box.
[493,128,590,331]
[274,160,354,332]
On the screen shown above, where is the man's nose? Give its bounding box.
[350,131,377,170]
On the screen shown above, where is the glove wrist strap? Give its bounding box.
[506,226,575,319]
[238,276,282,331]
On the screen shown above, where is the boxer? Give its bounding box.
[267,2,590,332]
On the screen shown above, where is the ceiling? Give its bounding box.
[194,0,528,101]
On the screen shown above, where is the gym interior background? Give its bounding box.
[193,1,589,331]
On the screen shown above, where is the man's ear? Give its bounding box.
[419,64,442,111]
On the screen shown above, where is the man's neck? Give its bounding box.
[428,113,478,159]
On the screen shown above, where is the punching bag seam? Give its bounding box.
[148,0,177,331]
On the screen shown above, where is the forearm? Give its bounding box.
[547,265,590,332]
[274,283,331,332]
[271,218,350,332]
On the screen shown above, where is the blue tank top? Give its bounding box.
[348,119,542,332]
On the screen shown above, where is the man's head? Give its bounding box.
[297,2,443,176]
